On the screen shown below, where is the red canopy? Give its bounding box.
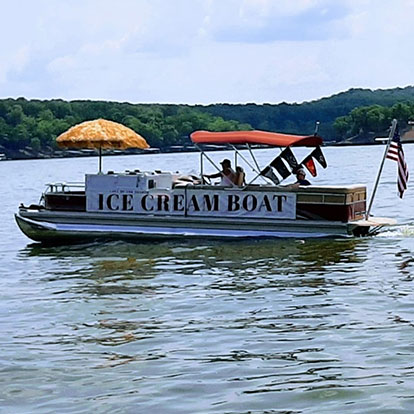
[190,130,323,147]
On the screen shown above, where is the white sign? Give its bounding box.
[87,186,296,219]
[184,190,296,219]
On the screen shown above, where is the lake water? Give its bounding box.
[2,145,414,413]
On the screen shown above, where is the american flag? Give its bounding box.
[386,125,409,198]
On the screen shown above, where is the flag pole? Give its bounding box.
[365,119,397,219]
[314,121,320,136]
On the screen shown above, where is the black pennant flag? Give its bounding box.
[260,166,280,185]
[280,147,298,169]
[270,156,291,179]
[311,146,327,168]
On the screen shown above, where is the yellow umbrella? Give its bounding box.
[56,118,150,172]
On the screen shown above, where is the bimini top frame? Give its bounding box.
[190,130,324,187]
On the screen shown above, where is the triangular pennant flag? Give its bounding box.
[311,146,327,168]
[260,166,280,185]
[270,156,291,179]
[302,156,317,177]
[280,147,298,169]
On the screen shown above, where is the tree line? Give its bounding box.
[0,99,251,154]
[199,86,414,140]
[0,86,413,156]
[333,102,414,139]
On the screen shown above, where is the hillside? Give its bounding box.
[198,86,414,140]
[1,86,414,159]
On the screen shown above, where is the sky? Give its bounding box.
[1,0,413,105]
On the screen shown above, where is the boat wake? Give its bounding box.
[377,224,414,238]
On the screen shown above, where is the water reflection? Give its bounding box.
[15,239,371,347]
[394,248,414,280]
[19,237,366,276]
[15,237,372,360]
[14,238,373,319]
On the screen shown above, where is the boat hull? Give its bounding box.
[15,207,389,244]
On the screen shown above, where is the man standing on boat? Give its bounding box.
[203,159,237,186]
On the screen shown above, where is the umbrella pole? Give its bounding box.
[99,147,102,173]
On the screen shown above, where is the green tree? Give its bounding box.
[7,105,24,126]
[365,105,388,132]
[38,109,55,121]
[333,116,350,138]
[391,102,411,123]
[36,120,55,145]
[30,137,41,152]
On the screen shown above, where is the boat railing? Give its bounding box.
[44,182,85,193]
[40,182,86,210]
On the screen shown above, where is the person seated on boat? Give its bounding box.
[235,166,246,186]
[290,168,311,188]
[203,159,236,186]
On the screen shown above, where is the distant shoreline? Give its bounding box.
[0,140,391,162]
[0,141,390,161]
